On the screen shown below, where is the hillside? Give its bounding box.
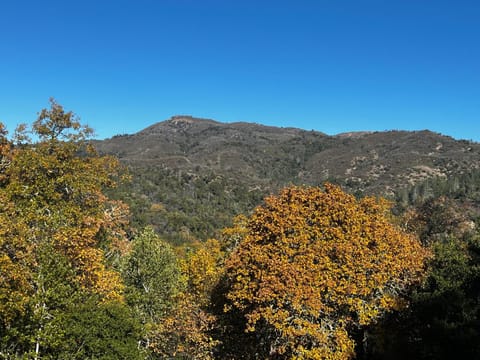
[94,116,480,243]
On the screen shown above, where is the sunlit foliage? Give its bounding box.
[0,99,135,358]
[224,184,429,359]
[151,238,224,359]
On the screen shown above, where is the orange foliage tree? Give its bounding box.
[0,99,131,357]
[224,184,430,359]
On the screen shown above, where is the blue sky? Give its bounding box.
[1,0,479,141]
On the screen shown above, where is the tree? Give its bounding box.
[0,99,133,358]
[180,238,225,307]
[51,299,143,360]
[224,184,429,359]
[367,197,480,360]
[121,227,184,357]
[405,196,474,245]
[122,227,184,324]
[122,229,220,359]
[163,239,224,359]
[148,292,219,360]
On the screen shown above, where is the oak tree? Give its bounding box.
[224,184,429,359]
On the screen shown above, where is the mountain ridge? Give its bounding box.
[95,116,480,242]
[96,116,479,194]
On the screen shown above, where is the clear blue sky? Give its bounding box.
[1,0,479,141]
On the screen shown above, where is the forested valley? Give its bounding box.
[1,101,480,359]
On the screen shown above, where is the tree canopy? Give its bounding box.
[0,99,138,358]
[2,100,475,359]
[224,184,430,359]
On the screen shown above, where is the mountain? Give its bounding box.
[94,116,480,243]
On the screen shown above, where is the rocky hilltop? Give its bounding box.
[96,116,480,195]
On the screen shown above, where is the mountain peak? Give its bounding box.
[96,116,480,197]
[169,115,195,125]
[136,115,220,136]
[168,115,214,124]
[335,131,374,139]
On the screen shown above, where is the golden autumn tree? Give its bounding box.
[0,99,135,358]
[0,122,35,330]
[224,184,430,359]
[144,238,223,359]
[181,238,225,307]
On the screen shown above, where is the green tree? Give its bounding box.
[369,235,480,360]
[121,227,184,355]
[368,196,480,360]
[52,299,143,360]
